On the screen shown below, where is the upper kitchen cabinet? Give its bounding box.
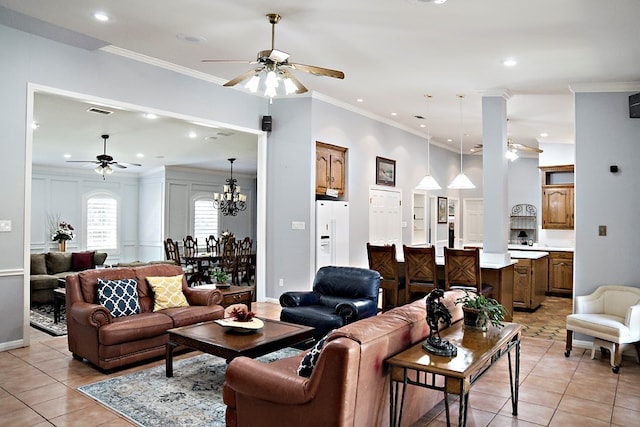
[316,142,347,198]
[540,165,574,229]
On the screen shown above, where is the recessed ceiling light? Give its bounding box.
[93,11,110,22]
[356,98,364,103]
[188,131,197,138]
[136,153,144,159]
[391,112,397,116]
[420,124,426,128]
[540,132,549,137]
[447,138,453,142]
[502,58,518,67]
[63,154,71,159]
[144,113,158,119]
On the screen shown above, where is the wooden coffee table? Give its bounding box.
[165,318,314,377]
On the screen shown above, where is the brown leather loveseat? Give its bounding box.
[223,289,466,427]
[66,263,225,371]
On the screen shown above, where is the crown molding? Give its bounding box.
[569,82,640,93]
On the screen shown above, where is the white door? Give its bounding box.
[463,198,484,244]
[369,188,402,257]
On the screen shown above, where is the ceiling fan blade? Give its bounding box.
[282,71,308,94]
[223,68,263,87]
[510,142,543,153]
[113,162,142,168]
[66,160,99,164]
[288,63,345,79]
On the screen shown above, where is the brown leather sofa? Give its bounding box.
[65,263,225,371]
[223,289,466,427]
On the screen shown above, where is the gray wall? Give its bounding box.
[574,91,640,296]
[0,23,265,347]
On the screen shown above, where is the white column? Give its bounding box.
[480,90,511,265]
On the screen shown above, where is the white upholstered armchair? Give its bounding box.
[564,285,640,373]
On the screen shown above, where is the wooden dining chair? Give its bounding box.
[164,238,181,264]
[182,235,200,273]
[219,236,238,285]
[205,235,218,255]
[235,237,254,285]
[366,243,404,310]
[403,244,438,302]
[443,247,493,297]
[164,238,197,284]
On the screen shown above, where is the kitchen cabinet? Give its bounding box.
[512,253,548,310]
[316,142,346,197]
[540,165,574,229]
[548,251,573,296]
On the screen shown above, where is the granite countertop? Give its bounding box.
[465,242,574,252]
[508,250,549,259]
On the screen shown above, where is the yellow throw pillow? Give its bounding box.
[147,275,189,311]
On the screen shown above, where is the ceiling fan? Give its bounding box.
[66,134,142,179]
[471,139,543,158]
[202,13,345,97]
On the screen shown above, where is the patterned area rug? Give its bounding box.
[30,304,67,336]
[78,348,302,427]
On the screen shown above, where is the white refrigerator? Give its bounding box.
[316,201,349,269]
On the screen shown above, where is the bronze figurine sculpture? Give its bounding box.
[422,289,457,357]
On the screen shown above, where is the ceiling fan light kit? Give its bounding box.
[66,134,141,180]
[203,13,344,102]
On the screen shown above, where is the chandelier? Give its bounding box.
[213,158,247,216]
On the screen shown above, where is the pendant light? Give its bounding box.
[448,94,475,189]
[416,94,442,190]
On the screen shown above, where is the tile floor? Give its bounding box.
[1,297,639,427]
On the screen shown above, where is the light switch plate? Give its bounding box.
[0,220,11,232]
[291,221,305,230]
[598,225,607,236]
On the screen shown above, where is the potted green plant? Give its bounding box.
[455,291,507,330]
[211,268,229,284]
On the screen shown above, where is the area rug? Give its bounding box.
[78,347,302,426]
[30,304,67,336]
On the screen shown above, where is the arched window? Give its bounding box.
[86,195,118,250]
[193,197,218,245]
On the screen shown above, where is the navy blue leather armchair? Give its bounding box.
[279,266,381,338]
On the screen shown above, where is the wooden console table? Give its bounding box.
[386,321,522,427]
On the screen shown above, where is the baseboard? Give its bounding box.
[0,338,25,352]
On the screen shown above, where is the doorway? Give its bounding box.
[24,84,267,343]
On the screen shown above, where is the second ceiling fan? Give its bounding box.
[202,13,345,97]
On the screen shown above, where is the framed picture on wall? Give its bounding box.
[376,156,396,186]
[437,197,448,223]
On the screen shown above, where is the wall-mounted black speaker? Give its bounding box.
[610,165,619,173]
[261,115,272,131]
[630,93,640,118]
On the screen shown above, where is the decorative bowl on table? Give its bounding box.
[215,317,264,333]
